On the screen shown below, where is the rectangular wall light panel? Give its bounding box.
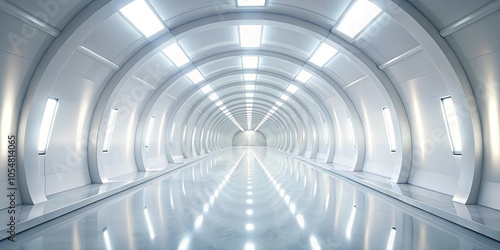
[103,108,118,152]
[38,98,59,154]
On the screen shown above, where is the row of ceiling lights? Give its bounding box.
[118,0,382,132]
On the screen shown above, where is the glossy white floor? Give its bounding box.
[1,148,499,249]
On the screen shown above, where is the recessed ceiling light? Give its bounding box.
[162,43,190,68]
[280,94,290,101]
[236,0,266,7]
[215,101,223,106]
[242,56,259,69]
[200,85,212,94]
[272,106,278,110]
[286,84,299,94]
[295,69,313,84]
[336,0,382,39]
[275,101,283,107]
[245,84,255,90]
[209,93,219,101]
[244,74,257,81]
[309,43,338,67]
[120,0,164,38]
[187,69,204,84]
[247,99,253,103]
[239,25,262,47]
[246,93,254,98]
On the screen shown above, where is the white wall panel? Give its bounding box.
[81,13,144,66]
[6,0,93,30]
[446,11,500,208]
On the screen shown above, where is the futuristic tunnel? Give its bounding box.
[1,0,500,248]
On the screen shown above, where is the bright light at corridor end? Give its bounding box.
[119,0,164,38]
[336,0,382,39]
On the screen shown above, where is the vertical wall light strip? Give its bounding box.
[382,107,396,152]
[347,116,356,148]
[38,98,59,154]
[103,227,112,250]
[441,97,462,155]
[386,227,397,250]
[145,116,155,148]
[170,122,176,144]
[103,108,118,152]
[183,125,188,143]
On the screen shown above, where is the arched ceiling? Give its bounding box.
[3,0,499,217]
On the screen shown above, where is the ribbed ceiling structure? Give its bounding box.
[1,0,500,241]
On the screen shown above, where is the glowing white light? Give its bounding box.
[194,215,204,230]
[186,69,204,84]
[209,93,219,101]
[295,69,313,83]
[336,0,382,38]
[296,214,305,229]
[382,107,397,152]
[145,116,155,148]
[310,43,338,67]
[203,204,209,213]
[310,235,321,250]
[286,84,299,94]
[162,43,190,68]
[244,243,256,250]
[215,101,223,106]
[38,98,59,153]
[103,228,112,250]
[387,227,397,250]
[245,223,255,231]
[237,0,266,7]
[242,56,259,69]
[245,85,255,90]
[441,97,462,155]
[239,25,262,47]
[347,116,356,148]
[120,0,164,38]
[246,209,254,215]
[247,199,253,204]
[247,191,252,195]
[244,73,257,81]
[290,203,296,214]
[103,108,117,152]
[280,94,290,101]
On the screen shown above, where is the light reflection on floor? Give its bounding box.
[2,148,499,249]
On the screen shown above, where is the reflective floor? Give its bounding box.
[2,148,499,249]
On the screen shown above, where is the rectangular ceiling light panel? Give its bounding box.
[280,94,290,101]
[187,69,204,84]
[244,73,257,81]
[209,93,219,101]
[242,56,259,69]
[120,0,165,38]
[38,98,59,154]
[295,69,313,84]
[200,84,213,94]
[310,43,338,67]
[245,84,255,91]
[336,0,382,39]
[286,84,299,94]
[237,0,266,7]
[239,25,263,47]
[162,43,190,68]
